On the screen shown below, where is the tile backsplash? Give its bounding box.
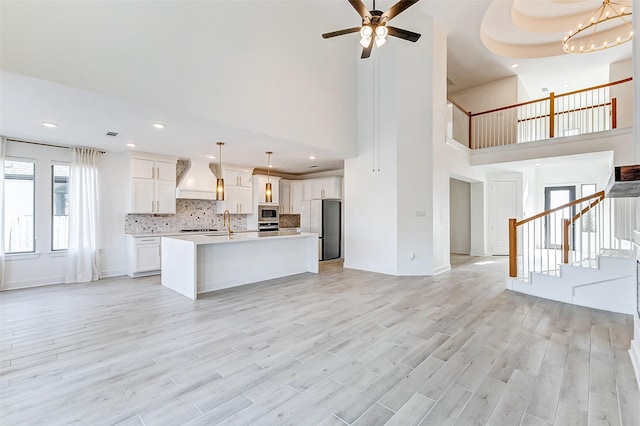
[125,199,246,234]
[280,214,301,229]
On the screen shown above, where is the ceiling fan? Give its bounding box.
[322,0,421,59]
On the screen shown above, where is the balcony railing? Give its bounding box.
[447,77,632,149]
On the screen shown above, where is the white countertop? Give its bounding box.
[162,230,315,245]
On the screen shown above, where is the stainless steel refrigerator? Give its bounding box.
[301,199,341,260]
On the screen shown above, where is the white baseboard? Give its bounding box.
[433,264,452,275]
[343,260,397,276]
[2,276,65,291]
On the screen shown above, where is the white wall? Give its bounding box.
[345,17,446,275]
[345,19,489,276]
[448,76,519,114]
[2,141,128,289]
[609,59,633,129]
[630,12,640,387]
[533,163,611,214]
[99,152,128,278]
[450,179,471,254]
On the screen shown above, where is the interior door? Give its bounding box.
[490,180,518,255]
[544,186,575,249]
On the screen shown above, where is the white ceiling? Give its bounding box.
[0,0,633,175]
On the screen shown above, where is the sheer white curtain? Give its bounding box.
[0,138,5,289]
[65,148,102,283]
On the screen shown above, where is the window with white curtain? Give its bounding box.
[3,160,35,253]
[52,164,69,251]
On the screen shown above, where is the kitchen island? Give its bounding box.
[161,231,318,300]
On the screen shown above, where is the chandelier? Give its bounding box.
[562,0,632,54]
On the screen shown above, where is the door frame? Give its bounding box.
[544,185,576,249]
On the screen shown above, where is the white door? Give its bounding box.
[490,180,518,255]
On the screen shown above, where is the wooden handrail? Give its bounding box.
[556,77,632,98]
[509,190,606,277]
[469,77,632,118]
[447,98,470,116]
[515,191,605,227]
[562,194,605,263]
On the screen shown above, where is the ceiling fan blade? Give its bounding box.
[387,26,421,42]
[382,0,420,21]
[348,0,373,20]
[361,37,374,59]
[322,27,361,39]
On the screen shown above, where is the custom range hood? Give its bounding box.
[175,159,218,200]
[606,165,640,198]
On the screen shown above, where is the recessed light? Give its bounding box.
[562,83,569,88]
[510,63,519,68]
[268,164,274,168]
[152,123,166,129]
[42,122,57,128]
[207,155,216,159]
[309,155,316,160]
[126,143,136,148]
[533,162,541,166]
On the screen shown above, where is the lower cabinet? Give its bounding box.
[126,236,161,277]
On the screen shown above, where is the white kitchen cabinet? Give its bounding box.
[302,177,342,200]
[220,186,253,214]
[223,169,252,187]
[280,180,291,214]
[217,165,254,214]
[320,177,342,199]
[126,236,161,277]
[254,175,280,205]
[290,181,304,214]
[128,156,177,214]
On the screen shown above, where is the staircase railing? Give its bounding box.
[509,191,634,281]
[447,77,632,149]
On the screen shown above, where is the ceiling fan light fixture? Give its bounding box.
[360,25,373,38]
[360,36,372,48]
[375,35,387,47]
[375,25,388,38]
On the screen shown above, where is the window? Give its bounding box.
[52,164,69,250]
[4,160,35,253]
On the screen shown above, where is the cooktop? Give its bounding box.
[180,228,218,233]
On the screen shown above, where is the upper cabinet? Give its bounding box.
[280,180,304,214]
[217,165,254,214]
[223,168,252,188]
[302,177,342,200]
[128,154,178,214]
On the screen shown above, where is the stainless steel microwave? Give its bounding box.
[258,205,279,223]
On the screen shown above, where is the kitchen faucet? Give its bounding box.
[223,209,232,239]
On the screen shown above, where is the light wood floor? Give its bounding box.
[1,255,639,425]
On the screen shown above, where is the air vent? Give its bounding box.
[308,165,318,168]
[105,131,118,137]
[541,87,549,93]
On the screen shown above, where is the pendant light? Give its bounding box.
[265,151,273,203]
[216,142,225,201]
